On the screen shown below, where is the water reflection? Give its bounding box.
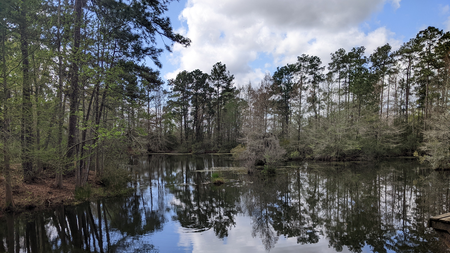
[0,156,449,252]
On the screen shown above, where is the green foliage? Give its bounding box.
[75,184,92,201]
[0,0,192,187]
[211,172,225,185]
[262,165,277,176]
[218,142,236,153]
[166,63,240,151]
[231,144,246,160]
[165,133,179,151]
[175,143,190,153]
[191,143,203,154]
[289,150,300,159]
[279,138,290,148]
[262,155,277,176]
[413,151,427,164]
[272,64,297,138]
[98,166,131,190]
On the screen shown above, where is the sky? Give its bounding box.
[154,0,450,87]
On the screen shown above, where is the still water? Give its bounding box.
[1,155,449,252]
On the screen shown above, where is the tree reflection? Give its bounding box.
[169,155,239,239]
[242,175,281,251]
[0,157,449,252]
[0,158,170,252]
[239,160,449,252]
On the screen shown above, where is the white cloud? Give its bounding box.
[389,0,401,10]
[166,0,401,87]
[176,216,354,253]
[446,16,450,32]
[442,5,449,14]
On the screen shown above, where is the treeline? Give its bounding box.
[0,0,189,208]
[167,26,450,168]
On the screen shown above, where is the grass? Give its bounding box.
[211,172,225,185]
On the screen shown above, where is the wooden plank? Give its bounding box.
[430,213,450,221]
[441,216,450,224]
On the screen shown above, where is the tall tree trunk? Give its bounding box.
[79,81,96,185]
[55,0,64,188]
[179,114,183,144]
[19,6,34,182]
[387,74,390,121]
[380,75,384,118]
[298,82,303,141]
[68,0,83,186]
[394,75,398,116]
[93,67,113,176]
[1,21,13,208]
[405,59,411,122]
[194,103,200,142]
[216,96,222,147]
[184,112,188,144]
[338,71,341,111]
[32,53,42,173]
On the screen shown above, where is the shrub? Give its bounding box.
[75,184,92,201]
[98,166,131,190]
[289,150,300,160]
[218,142,238,153]
[241,132,286,169]
[212,172,220,179]
[262,164,277,176]
[176,143,190,153]
[191,142,206,154]
[230,144,246,160]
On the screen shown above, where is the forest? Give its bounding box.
[1,0,450,210]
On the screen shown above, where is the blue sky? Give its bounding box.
[153,0,450,87]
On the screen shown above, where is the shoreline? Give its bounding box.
[0,167,130,219]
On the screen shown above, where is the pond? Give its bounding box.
[0,155,449,252]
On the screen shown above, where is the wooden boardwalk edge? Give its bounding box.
[430,212,450,248]
[430,213,450,222]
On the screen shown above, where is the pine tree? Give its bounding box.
[209,62,235,148]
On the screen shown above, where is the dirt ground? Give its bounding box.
[0,164,100,218]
